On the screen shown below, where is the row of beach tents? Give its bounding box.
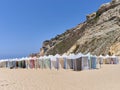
[0,53,119,71]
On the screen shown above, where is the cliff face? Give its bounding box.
[40,0,120,56]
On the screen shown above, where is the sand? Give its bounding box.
[0,64,120,90]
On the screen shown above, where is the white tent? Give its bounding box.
[68,53,76,59]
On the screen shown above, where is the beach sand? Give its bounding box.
[0,64,120,90]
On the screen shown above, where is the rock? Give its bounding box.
[38,0,120,56]
[109,42,120,55]
[111,0,120,4]
[86,12,96,21]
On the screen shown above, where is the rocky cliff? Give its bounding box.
[39,0,120,56]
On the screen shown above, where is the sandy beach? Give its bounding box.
[0,64,120,90]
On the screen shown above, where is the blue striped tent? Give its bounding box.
[90,56,97,69]
[81,55,90,70]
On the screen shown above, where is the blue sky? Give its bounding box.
[0,0,111,59]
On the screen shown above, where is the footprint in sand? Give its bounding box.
[0,80,16,87]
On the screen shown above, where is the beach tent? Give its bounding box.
[62,54,68,69]
[65,58,73,69]
[15,58,24,68]
[104,55,110,64]
[68,53,76,70]
[30,57,40,69]
[23,57,30,69]
[38,57,43,69]
[90,55,97,69]
[103,55,118,64]
[62,54,70,69]
[14,58,20,68]
[49,55,58,70]
[0,59,7,68]
[67,53,82,71]
[13,58,17,68]
[29,57,35,69]
[73,57,82,71]
[57,54,65,70]
[86,53,92,69]
[76,53,83,58]
[17,58,23,68]
[105,55,111,64]
[15,58,21,69]
[118,56,120,62]
[25,57,31,69]
[81,54,90,70]
[35,57,40,69]
[68,53,82,70]
[43,55,51,69]
[97,55,104,65]
[6,59,16,69]
[6,59,11,69]
[48,55,56,69]
[55,54,62,70]
[20,57,27,68]
[110,55,119,64]
[97,55,104,68]
[72,53,83,71]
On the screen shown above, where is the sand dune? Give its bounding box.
[0,64,120,90]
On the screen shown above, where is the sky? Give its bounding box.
[0,0,111,59]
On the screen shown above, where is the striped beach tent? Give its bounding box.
[55,54,62,70]
[39,56,44,69]
[29,57,35,69]
[81,54,90,70]
[6,59,15,69]
[103,55,110,64]
[95,55,102,69]
[43,55,51,69]
[0,59,7,68]
[49,55,57,70]
[90,55,97,69]
[97,55,104,65]
[20,57,27,68]
[68,53,76,70]
[73,57,82,71]
[67,53,82,71]
[110,55,119,64]
[62,54,69,69]
[118,56,120,62]
[57,57,64,69]
[23,57,30,69]
[35,58,40,69]
[48,55,55,69]
[25,57,30,69]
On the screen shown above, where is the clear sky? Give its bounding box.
[0,0,111,59]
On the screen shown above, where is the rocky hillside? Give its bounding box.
[39,0,120,56]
